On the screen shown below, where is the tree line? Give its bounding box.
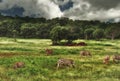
[0,14,120,44]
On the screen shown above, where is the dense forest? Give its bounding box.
[0,14,120,44]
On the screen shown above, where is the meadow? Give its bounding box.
[0,37,120,81]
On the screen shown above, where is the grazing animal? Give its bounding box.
[13,62,25,69]
[57,58,75,69]
[45,49,53,56]
[80,51,91,56]
[103,55,110,64]
[112,55,120,63]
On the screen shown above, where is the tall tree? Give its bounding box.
[50,26,69,45]
[105,24,120,40]
[93,29,104,40]
[84,28,94,40]
[20,23,37,38]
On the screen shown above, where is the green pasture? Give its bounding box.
[0,37,120,81]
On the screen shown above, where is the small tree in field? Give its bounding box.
[50,26,69,45]
[93,29,104,40]
[66,33,78,44]
[12,30,18,42]
[50,25,80,45]
[65,27,79,44]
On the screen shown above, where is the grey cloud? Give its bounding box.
[0,0,120,21]
[0,0,63,19]
[62,0,120,21]
[86,0,120,10]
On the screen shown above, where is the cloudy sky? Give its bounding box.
[0,0,120,21]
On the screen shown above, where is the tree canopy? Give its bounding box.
[0,14,120,45]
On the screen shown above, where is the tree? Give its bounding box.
[105,24,120,40]
[66,33,78,44]
[0,14,120,40]
[20,23,37,38]
[84,28,94,40]
[12,30,18,42]
[63,26,80,43]
[93,29,104,40]
[0,24,8,37]
[50,26,69,45]
[0,19,22,37]
[36,23,51,39]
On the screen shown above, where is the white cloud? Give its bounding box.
[0,0,120,21]
[63,0,91,20]
[62,0,120,21]
[36,0,63,19]
[0,0,63,19]
[53,0,69,5]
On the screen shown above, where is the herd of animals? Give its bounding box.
[12,49,120,70]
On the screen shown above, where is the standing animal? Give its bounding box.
[112,55,120,63]
[13,62,25,69]
[80,50,91,56]
[103,55,110,64]
[57,58,75,69]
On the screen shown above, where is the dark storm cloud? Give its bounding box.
[0,0,63,19]
[63,0,120,21]
[0,0,120,21]
[59,0,73,11]
[86,0,120,10]
[0,6,24,16]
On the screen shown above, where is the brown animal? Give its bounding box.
[80,51,91,56]
[13,62,25,69]
[103,55,110,64]
[57,58,75,69]
[77,42,87,46]
[112,55,120,63]
[45,49,53,56]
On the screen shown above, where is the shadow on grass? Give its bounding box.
[0,47,34,51]
[89,43,113,46]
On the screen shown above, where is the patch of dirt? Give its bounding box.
[0,53,15,57]
[0,53,30,58]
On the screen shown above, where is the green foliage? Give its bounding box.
[50,25,80,45]
[20,23,37,38]
[93,29,105,40]
[0,19,22,37]
[105,25,120,40]
[36,23,51,39]
[0,15,120,40]
[12,30,18,42]
[84,28,94,40]
[50,26,69,45]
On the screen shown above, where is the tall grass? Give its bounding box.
[0,37,120,81]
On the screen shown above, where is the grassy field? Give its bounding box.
[0,37,120,81]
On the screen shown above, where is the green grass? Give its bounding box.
[0,37,120,81]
